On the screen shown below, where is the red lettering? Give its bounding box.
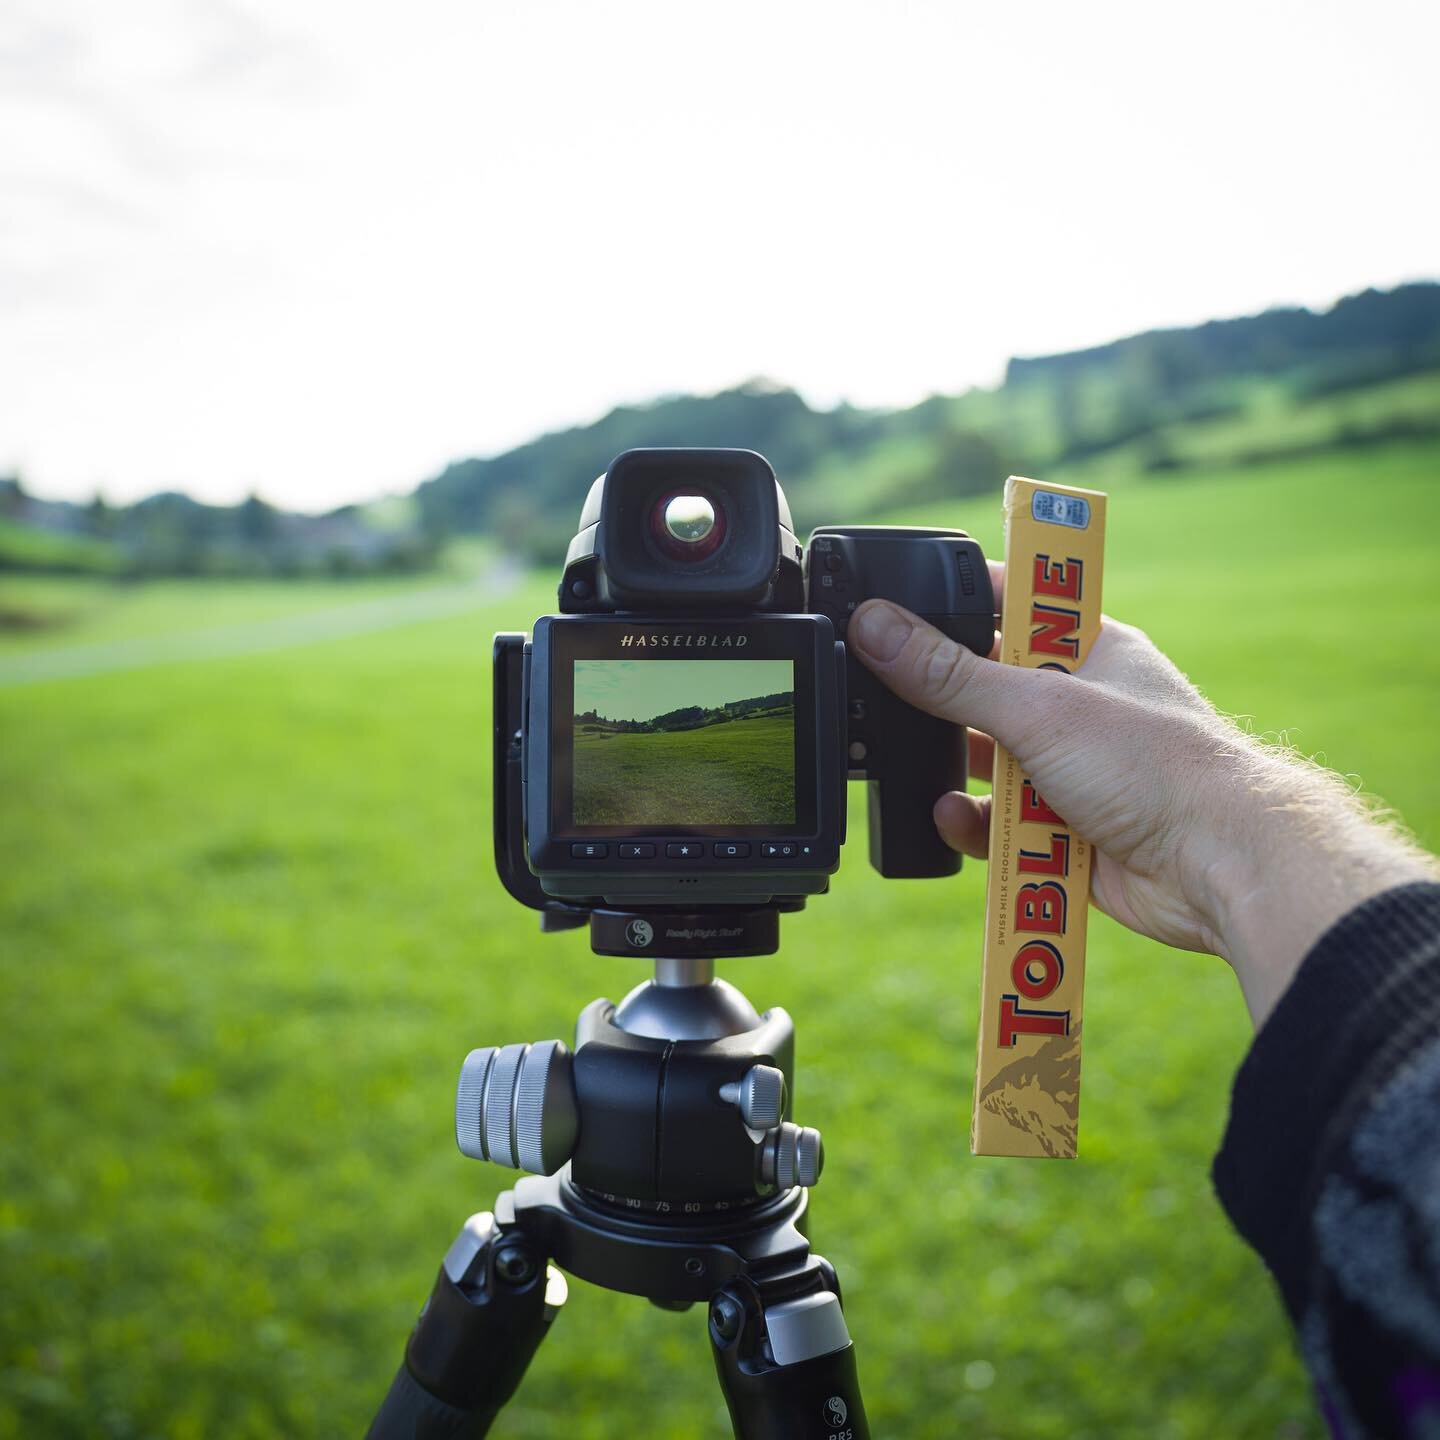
[1018,832,1071,877]
[998,995,1070,1047]
[1010,940,1065,999]
[1029,603,1081,659]
[1020,781,1063,825]
[1015,882,1067,934]
[1033,554,1083,600]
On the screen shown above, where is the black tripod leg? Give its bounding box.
[368,1209,566,1440]
[709,1256,871,1440]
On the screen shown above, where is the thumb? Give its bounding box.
[848,599,1051,749]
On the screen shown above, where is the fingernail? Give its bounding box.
[852,601,912,662]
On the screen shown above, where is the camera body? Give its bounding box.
[494,448,994,924]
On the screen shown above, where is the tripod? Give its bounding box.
[367,923,871,1440]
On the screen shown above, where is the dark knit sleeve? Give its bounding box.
[1212,881,1440,1438]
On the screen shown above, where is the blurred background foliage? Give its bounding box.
[3,282,1436,593]
[3,281,1440,1439]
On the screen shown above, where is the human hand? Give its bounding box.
[848,571,1438,1027]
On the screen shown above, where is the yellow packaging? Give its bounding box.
[972,476,1107,1158]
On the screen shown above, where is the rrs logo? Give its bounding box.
[825,1395,848,1425]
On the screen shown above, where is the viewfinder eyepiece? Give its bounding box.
[652,491,725,560]
[588,448,786,608]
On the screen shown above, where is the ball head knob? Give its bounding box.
[719,1064,787,1130]
[455,1040,578,1176]
[760,1122,824,1190]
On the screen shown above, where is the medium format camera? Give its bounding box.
[493,448,994,950]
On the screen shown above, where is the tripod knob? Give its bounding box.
[455,1041,578,1176]
[760,1122,824,1190]
[719,1064,787,1130]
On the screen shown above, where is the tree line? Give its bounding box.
[415,282,1440,562]
[6,281,1436,577]
[0,481,436,579]
[577,692,794,734]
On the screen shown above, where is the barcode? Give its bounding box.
[1031,491,1090,529]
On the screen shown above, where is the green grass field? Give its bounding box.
[573,710,795,826]
[3,437,1439,1439]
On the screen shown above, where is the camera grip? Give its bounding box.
[808,525,994,881]
[864,701,967,878]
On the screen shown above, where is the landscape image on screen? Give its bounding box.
[572,659,795,826]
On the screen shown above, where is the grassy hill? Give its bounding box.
[412,282,1440,558]
[573,709,796,827]
[3,415,1437,1436]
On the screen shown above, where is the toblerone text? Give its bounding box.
[972,476,1107,1159]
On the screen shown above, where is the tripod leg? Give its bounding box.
[368,1209,566,1440]
[709,1256,871,1440]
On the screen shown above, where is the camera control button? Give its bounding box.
[571,843,609,859]
[761,842,797,858]
[824,552,843,573]
[666,842,703,859]
[618,843,655,859]
[713,842,752,859]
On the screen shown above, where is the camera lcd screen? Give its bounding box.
[570,659,796,827]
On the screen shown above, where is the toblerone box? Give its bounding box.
[972,476,1107,1158]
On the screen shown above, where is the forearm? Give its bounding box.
[1201,740,1440,1027]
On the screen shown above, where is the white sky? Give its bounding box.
[2,0,1436,511]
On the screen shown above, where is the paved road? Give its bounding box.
[0,578,510,689]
